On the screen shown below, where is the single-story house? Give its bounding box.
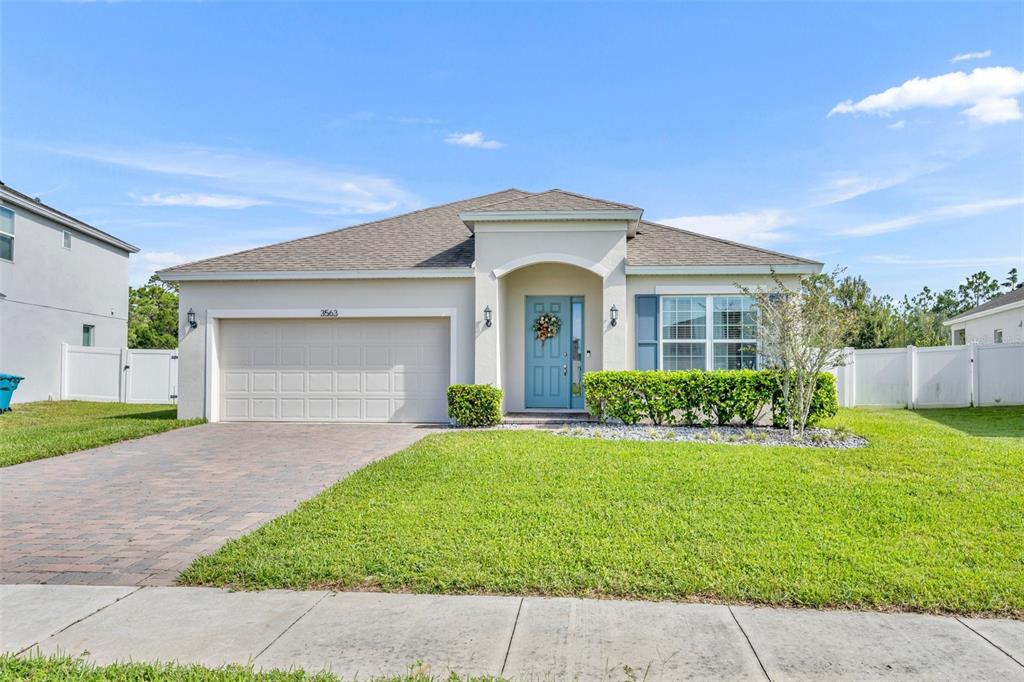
[944,286,1024,345]
[0,182,139,403]
[159,189,821,422]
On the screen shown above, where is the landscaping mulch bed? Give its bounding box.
[555,423,868,448]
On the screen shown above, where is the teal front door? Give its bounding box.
[525,296,573,409]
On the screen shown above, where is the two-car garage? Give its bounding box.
[216,317,451,422]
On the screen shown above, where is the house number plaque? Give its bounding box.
[320,309,339,317]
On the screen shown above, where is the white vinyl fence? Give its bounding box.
[832,342,1024,408]
[61,344,178,405]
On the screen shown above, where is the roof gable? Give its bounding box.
[468,189,640,212]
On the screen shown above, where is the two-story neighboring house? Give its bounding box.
[0,183,139,403]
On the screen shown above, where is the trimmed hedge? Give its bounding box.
[447,384,503,427]
[583,370,837,427]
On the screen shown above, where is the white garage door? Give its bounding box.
[218,318,450,422]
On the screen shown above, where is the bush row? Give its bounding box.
[582,370,838,427]
[447,384,503,427]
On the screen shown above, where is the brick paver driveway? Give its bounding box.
[0,423,436,586]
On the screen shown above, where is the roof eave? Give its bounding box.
[0,187,140,254]
[625,263,823,276]
[943,298,1024,326]
[158,267,477,282]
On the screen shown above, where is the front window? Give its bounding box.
[82,325,94,347]
[660,295,758,370]
[0,206,13,261]
[712,296,758,369]
[661,296,706,370]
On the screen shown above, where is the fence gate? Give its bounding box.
[61,344,178,404]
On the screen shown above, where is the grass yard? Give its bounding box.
[0,654,501,682]
[181,406,1024,617]
[0,401,204,467]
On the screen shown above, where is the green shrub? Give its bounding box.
[771,372,839,428]
[583,369,836,428]
[447,384,503,427]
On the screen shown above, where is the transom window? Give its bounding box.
[0,206,13,262]
[660,295,758,371]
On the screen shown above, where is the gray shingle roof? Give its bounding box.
[160,189,817,274]
[160,189,528,273]
[627,221,820,267]
[467,189,640,212]
[946,286,1024,322]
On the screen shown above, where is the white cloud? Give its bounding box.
[444,131,505,149]
[839,196,1024,237]
[888,120,906,129]
[963,97,1023,123]
[829,66,1024,124]
[657,209,793,245]
[951,50,992,64]
[133,192,269,209]
[814,170,920,206]
[46,144,416,215]
[866,254,1022,268]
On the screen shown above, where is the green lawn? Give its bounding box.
[0,654,501,682]
[0,401,204,467]
[180,406,1024,617]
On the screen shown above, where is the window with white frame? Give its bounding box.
[63,230,72,249]
[0,206,13,261]
[994,329,1003,344]
[660,295,758,370]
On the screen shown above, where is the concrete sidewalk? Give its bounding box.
[1,585,1022,681]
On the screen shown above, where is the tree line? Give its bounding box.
[835,268,1021,349]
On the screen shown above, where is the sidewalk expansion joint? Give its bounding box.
[16,585,145,657]
[955,616,1024,669]
[728,606,772,682]
[500,597,525,677]
[251,591,331,665]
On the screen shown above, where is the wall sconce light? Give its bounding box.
[609,304,619,327]
[484,305,493,328]
[187,308,198,329]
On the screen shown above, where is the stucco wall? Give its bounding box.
[473,220,629,387]
[499,263,604,411]
[176,277,475,419]
[0,202,130,402]
[948,305,1024,344]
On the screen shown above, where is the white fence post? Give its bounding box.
[59,342,69,400]
[969,342,978,407]
[906,346,917,409]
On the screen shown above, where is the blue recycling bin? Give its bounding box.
[0,374,25,413]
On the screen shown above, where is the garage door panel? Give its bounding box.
[252,347,277,366]
[219,318,449,422]
[279,372,306,392]
[308,372,333,392]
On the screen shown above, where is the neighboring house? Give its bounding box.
[944,286,1024,345]
[159,189,821,422]
[0,183,139,403]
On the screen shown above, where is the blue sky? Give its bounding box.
[2,2,1022,295]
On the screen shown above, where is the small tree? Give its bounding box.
[740,270,856,435]
[128,275,180,349]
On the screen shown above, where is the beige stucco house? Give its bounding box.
[944,286,1024,345]
[159,189,821,422]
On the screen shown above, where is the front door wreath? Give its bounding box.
[533,312,561,344]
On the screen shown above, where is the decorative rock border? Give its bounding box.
[553,423,868,449]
